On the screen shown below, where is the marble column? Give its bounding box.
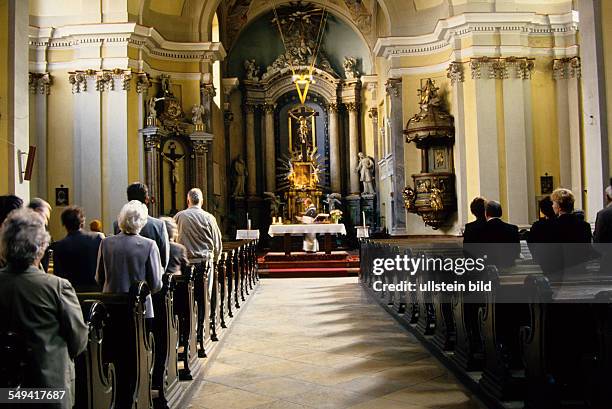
[577,0,608,220]
[245,104,257,197]
[346,102,361,195]
[28,73,51,199]
[140,128,167,217]
[502,60,535,225]
[386,78,406,235]
[328,103,341,193]
[263,103,276,192]
[191,132,214,210]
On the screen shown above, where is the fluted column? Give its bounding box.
[386,78,406,235]
[263,103,276,192]
[245,104,257,197]
[346,102,360,195]
[328,103,341,192]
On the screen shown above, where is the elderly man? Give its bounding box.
[174,188,223,263]
[0,208,88,409]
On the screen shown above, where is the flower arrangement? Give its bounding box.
[330,209,343,224]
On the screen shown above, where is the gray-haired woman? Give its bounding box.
[96,200,163,318]
[0,208,88,409]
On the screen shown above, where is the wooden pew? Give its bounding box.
[75,300,116,409]
[0,330,30,387]
[77,282,154,409]
[151,273,181,409]
[173,265,199,380]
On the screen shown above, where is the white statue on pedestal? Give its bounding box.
[356,152,375,195]
[343,57,360,80]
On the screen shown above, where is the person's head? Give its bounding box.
[470,197,487,220]
[485,201,503,220]
[61,206,85,233]
[27,198,51,225]
[187,188,203,208]
[117,200,149,235]
[89,219,103,233]
[0,195,23,226]
[161,217,178,242]
[551,188,574,215]
[574,209,585,222]
[303,198,313,207]
[126,182,149,205]
[358,152,364,159]
[538,196,555,219]
[0,208,51,270]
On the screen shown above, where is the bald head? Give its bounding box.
[485,201,502,220]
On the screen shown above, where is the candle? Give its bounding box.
[247,219,252,230]
[362,211,366,228]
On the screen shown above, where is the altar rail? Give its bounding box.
[360,238,612,409]
[0,240,259,409]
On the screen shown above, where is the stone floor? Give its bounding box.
[187,278,486,409]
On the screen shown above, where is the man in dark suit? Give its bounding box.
[594,200,612,275]
[481,201,520,269]
[51,206,102,291]
[463,197,488,243]
[113,182,170,270]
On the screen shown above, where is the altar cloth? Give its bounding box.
[268,223,347,237]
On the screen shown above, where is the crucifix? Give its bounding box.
[289,106,319,158]
[161,142,185,214]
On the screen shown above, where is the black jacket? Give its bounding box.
[481,218,521,268]
[51,230,102,290]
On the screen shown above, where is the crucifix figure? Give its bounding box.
[289,106,319,158]
[161,142,185,214]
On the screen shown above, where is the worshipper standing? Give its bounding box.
[605,177,612,206]
[0,194,23,226]
[161,216,189,275]
[527,196,559,274]
[297,197,319,253]
[0,208,88,409]
[462,197,487,259]
[89,219,105,237]
[97,200,163,319]
[28,197,53,272]
[51,206,102,291]
[113,182,170,270]
[594,195,612,274]
[481,201,521,269]
[174,188,223,263]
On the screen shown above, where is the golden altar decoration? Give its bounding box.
[279,148,323,222]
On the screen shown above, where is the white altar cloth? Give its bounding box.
[268,223,347,237]
[236,229,260,240]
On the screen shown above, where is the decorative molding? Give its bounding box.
[553,57,581,80]
[374,11,579,60]
[29,72,52,95]
[446,62,464,84]
[29,23,226,65]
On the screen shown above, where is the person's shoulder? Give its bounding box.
[146,216,164,228]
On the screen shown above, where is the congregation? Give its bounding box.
[0,182,223,408]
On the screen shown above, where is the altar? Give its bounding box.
[268,223,347,255]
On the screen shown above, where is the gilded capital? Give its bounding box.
[136,72,152,94]
[368,107,378,120]
[262,103,276,113]
[446,62,464,84]
[244,104,256,114]
[29,72,52,95]
[385,78,401,97]
[144,134,161,151]
[68,71,87,94]
[345,102,360,112]
[192,140,209,154]
[553,57,581,80]
[328,103,339,113]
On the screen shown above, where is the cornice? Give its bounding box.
[29,23,226,63]
[374,11,579,60]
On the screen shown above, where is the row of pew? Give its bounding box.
[69,240,257,409]
[360,238,612,409]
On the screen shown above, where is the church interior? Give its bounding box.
[3,0,612,408]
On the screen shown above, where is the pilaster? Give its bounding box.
[386,78,406,235]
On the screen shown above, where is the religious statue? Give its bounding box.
[160,74,172,96]
[325,193,342,213]
[289,107,318,151]
[429,186,444,212]
[191,104,206,129]
[231,154,247,197]
[264,192,282,217]
[343,57,360,80]
[161,142,185,214]
[244,59,260,81]
[356,152,375,195]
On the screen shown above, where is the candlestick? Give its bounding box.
[247,219,251,230]
[362,211,366,228]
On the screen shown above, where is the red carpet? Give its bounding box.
[258,251,360,278]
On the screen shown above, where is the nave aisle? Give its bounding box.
[187,278,485,409]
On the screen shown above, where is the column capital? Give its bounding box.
[385,78,401,97]
[470,57,507,80]
[368,107,378,120]
[328,102,339,113]
[29,72,52,95]
[553,56,581,80]
[345,102,360,112]
[192,140,209,154]
[506,57,534,80]
[262,103,276,113]
[244,103,257,114]
[143,133,161,151]
[224,110,234,124]
[201,82,216,98]
[446,62,464,84]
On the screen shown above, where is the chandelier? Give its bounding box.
[271,0,328,104]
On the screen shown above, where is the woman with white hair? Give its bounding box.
[0,208,88,409]
[96,200,163,318]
